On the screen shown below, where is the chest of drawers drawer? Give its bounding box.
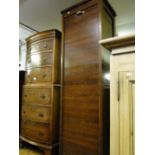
[23,87,51,105]
[22,121,50,144]
[27,38,53,54]
[22,105,51,123]
[25,67,52,83]
[26,52,53,68]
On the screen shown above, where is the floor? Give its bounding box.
[19,142,43,155]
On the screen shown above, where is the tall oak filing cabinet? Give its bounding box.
[20,30,61,155]
[60,0,116,155]
[100,35,135,155]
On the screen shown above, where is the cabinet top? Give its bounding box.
[61,0,116,17]
[99,34,135,50]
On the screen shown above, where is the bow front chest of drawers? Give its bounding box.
[20,30,61,155]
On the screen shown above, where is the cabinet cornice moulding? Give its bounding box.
[99,34,135,50]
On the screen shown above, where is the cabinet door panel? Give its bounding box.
[119,71,135,155]
[110,52,135,155]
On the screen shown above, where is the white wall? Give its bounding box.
[116,22,135,36]
[19,24,36,70]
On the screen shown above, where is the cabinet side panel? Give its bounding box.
[100,8,114,155]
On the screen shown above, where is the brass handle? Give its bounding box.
[43,42,47,48]
[42,58,47,62]
[38,132,44,137]
[41,95,46,99]
[75,10,85,16]
[36,45,39,49]
[38,113,44,117]
[42,74,47,78]
[33,77,37,81]
[117,79,120,101]
[67,11,71,15]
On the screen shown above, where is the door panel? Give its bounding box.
[110,52,135,155]
[119,71,135,155]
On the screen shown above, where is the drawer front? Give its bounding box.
[25,67,52,83]
[26,52,53,68]
[22,121,50,144]
[23,88,51,105]
[22,105,50,123]
[27,38,53,54]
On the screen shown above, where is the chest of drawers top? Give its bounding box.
[26,29,61,46]
[26,29,61,56]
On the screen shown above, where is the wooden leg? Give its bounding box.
[19,138,25,148]
[44,148,59,155]
[44,149,52,155]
